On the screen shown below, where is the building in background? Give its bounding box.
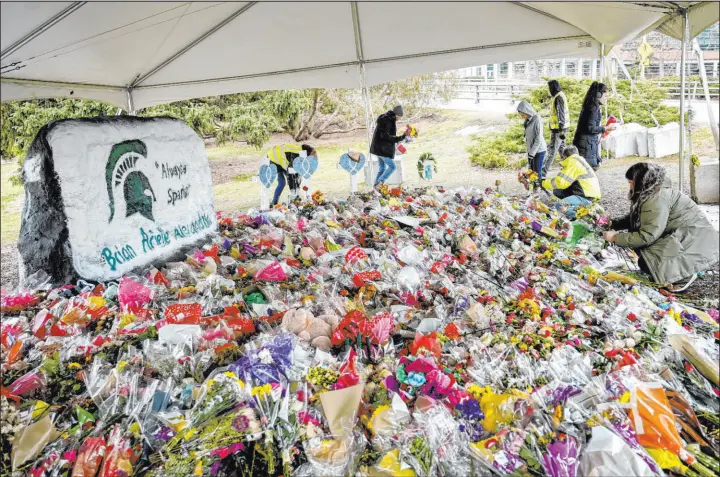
[456,23,719,81]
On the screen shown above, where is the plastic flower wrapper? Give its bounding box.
[579,425,656,477]
[156,407,260,477]
[229,333,294,385]
[412,404,469,476]
[297,431,366,477]
[189,369,249,427]
[468,427,533,476]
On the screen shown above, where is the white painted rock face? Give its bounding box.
[19,116,217,284]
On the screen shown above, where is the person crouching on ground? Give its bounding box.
[370,105,407,187]
[544,79,569,177]
[517,100,547,180]
[541,145,601,219]
[604,162,719,291]
[268,144,316,206]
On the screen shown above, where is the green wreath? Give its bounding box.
[417,152,438,180]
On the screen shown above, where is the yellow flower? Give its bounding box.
[619,392,631,404]
[510,336,520,345]
[193,460,203,476]
[223,371,238,379]
[117,360,128,373]
[518,343,528,351]
[518,299,540,315]
[576,207,589,218]
[367,405,390,434]
[129,421,141,438]
[252,384,272,397]
[185,427,197,441]
[68,363,82,370]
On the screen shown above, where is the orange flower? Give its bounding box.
[444,322,461,340]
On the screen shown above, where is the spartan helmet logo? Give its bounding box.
[105,140,156,223]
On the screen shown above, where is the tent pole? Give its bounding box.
[692,38,720,150]
[126,89,136,115]
[678,8,688,192]
[351,1,374,189]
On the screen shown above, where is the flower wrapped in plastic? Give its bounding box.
[229,334,294,385]
[189,370,249,427]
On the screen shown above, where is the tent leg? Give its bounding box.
[678,8,688,192]
[126,88,136,115]
[358,64,374,188]
[693,39,720,150]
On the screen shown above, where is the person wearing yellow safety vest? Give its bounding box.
[267,144,317,206]
[541,145,601,219]
[544,80,570,177]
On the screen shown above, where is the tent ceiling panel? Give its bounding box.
[132,64,359,109]
[0,79,128,109]
[141,2,358,86]
[2,2,188,63]
[357,2,588,60]
[0,1,73,56]
[527,2,669,45]
[1,1,718,109]
[363,37,600,88]
[656,2,719,40]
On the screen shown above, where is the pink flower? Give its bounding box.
[212,447,232,459]
[62,449,77,463]
[405,356,438,374]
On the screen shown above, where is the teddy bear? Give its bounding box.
[281,308,340,350]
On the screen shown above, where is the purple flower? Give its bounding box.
[231,442,245,453]
[550,385,582,407]
[222,239,232,250]
[211,461,221,475]
[154,427,173,442]
[456,399,484,421]
[541,436,579,477]
[232,415,249,432]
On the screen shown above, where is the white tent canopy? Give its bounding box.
[2,1,717,111]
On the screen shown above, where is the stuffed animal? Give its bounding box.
[281,308,340,350]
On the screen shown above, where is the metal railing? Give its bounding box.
[442,78,720,102]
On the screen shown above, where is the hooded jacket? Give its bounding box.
[517,101,547,157]
[370,110,405,158]
[611,165,719,284]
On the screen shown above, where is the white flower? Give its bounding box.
[613,340,625,350]
[258,348,274,365]
[625,338,636,348]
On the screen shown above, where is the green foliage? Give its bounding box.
[1,73,457,162]
[1,99,116,160]
[467,78,679,169]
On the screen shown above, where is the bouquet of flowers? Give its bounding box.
[518,169,540,191]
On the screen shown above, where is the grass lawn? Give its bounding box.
[0,164,22,244]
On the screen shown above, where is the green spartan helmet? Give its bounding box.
[105,139,156,222]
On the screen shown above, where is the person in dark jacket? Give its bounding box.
[573,82,616,170]
[544,80,569,177]
[370,105,407,186]
[604,163,719,290]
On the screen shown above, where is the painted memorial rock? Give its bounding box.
[18,116,217,285]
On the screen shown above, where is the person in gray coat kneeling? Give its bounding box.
[604,163,719,291]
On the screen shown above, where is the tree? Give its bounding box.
[0,72,457,161]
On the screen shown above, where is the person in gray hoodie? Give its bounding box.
[517,100,548,179]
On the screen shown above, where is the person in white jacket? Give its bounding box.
[517,100,548,179]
